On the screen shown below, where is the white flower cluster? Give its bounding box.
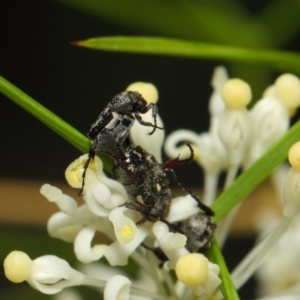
[4,81,221,300]
[165,67,300,246]
[163,68,300,298]
[4,71,300,300]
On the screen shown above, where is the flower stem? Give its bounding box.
[207,239,240,300]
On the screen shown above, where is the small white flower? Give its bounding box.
[127,81,165,162]
[209,65,228,135]
[244,74,300,169]
[46,204,114,264]
[164,129,200,160]
[164,130,226,206]
[65,154,128,216]
[166,194,201,223]
[79,262,160,300]
[215,78,252,245]
[218,78,252,168]
[104,222,152,266]
[152,221,188,269]
[47,211,85,243]
[164,67,231,205]
[104,275,131,300]
[244,97,289,169]
[74,226,109,263]
[109,207,138,244]
[4,251,106,294]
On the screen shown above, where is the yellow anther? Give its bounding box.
[175,253,208,286]
[4,251,33,283]
[66,160,86,185]
[65,155,99,188]
[126,82,159,104]
[222,78,252,109]
[275,74,300,109]
[288,142,300,172]
[121,225,133,238]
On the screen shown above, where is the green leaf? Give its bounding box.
[207,239,240,300]
[0,75,114,172]
[211,119,300,223]
[73,36,300,74]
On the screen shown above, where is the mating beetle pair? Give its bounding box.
[81,90,216,254]
[80,91,162,195]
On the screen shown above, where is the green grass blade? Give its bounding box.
[73,37,300,74]
[0,75,114,172]
[207,239,240,300]
[211,119,300,222]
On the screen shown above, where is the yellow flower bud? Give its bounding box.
[222,78,252,109]
[275,74,300,109]
[288,142,300,171]
[4,251,32,283]
[175,253,208,286]
[126,82,159,104]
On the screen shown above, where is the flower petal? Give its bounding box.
[104,275,131,300]
[40,184,77,215]
[109,207,138,244]
[74,227,108,263]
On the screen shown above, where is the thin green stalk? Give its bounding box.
[211,119,300,223]
[0,76,114,172]
[73,37,300,74]
[207,239,240,300]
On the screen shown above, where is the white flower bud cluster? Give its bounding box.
[165,68,300,198]
[4,150,220,299]
[244,74,300,169]
[164,67,300,246]
[4,79,221,299]
[43,154,154,267]
[5,73,300,299]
